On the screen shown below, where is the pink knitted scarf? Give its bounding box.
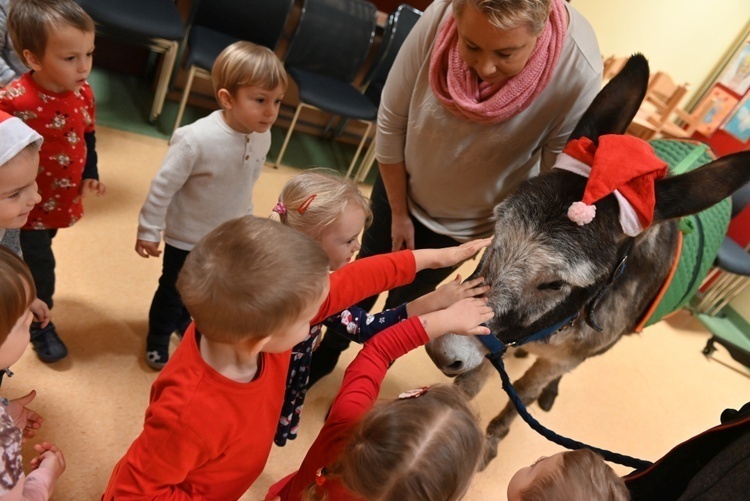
[429,0,567,125]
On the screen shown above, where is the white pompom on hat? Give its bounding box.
[553,135,668,236]
[0,110,43,166]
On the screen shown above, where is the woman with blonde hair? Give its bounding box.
[313,0,603,383]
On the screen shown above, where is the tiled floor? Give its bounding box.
[8,125,749,500]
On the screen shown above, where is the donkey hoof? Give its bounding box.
[538,391,558,412]
[479,436,500,471]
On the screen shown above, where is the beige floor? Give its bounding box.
[7,126,750,500]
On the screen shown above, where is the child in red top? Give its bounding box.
[0,0,105,363]
[103,216,489,500]
[270,169,489,446]
[0,247,66,500]
[266,296,493,500]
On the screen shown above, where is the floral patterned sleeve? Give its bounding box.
[323,303,408,344]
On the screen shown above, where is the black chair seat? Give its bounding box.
[715,238,750,276]
[76,0,184,41]
[185,26,238,71]
[289,68,378,121]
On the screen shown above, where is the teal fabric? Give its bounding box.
[644,139,730,327]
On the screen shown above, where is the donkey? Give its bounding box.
[424,54,750,467]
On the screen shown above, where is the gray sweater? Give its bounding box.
[137,110,270,251]
[376,0,603,240]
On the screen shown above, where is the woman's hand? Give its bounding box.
[391,213,415,251]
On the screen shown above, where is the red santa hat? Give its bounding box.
[0,110,43,166]
[553,134,668,236]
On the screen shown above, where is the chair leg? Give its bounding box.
[355,137,377,182]
[149,39,179,123]
[173,65,197,133]
[275,104,304,169]
[710,275,750,316]
[345,120,372,178]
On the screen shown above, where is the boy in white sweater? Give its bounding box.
[135,41,287,369]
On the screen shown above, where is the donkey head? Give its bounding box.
[426,54,750,375]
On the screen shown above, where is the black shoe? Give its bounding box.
[145,342,169,370]
[30,322,68,363]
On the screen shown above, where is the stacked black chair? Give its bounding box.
[273,0,378,173]
[347,4,423,180]
[171,0,295,132]
[75,0,185,123]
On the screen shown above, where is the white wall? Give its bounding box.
[573,0,750,105]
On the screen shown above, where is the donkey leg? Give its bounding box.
[454,359,493,398]
[480,358,577,469]
[537,375,562,412]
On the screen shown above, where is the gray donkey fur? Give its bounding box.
[424,54,750,468]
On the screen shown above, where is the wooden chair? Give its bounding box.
[602,55,627,84]
[627,71,689,140]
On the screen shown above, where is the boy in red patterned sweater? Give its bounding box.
[0,0,105,362]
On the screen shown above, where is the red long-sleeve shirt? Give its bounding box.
[0,73,95,229]
[267,316,430,501]
[103,251,416,500]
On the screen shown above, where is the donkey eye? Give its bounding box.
[538,281,565,291]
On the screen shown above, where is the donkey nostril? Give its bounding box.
[447,360,464,372]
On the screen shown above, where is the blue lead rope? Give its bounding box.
[476,315,653,471]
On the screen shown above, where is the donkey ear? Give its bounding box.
[568,54,650,144]
[653,151,750,222]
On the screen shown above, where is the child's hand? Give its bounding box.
[135,239,162,258]
[441,297,493,336]
[407,275,489,316]
[421,298,493,339]
[413,238,492,271]
[80,178,106,196]
[7,390,44,442]
[29,298,51,328]
[29,442,65,479]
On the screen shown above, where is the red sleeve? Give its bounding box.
[102,415,209,500]
[313,250,416,324]
[269,317,429,500]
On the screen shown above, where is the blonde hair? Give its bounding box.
[176,216,329,344]
[211,41,288,102]
[0,246,36,343]
[452,0,552,35]
[519,449,630,501]
[304,384,484,501]
[269,168,372,241]
[8,0,95,65]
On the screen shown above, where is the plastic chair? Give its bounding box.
[75,0,185,123]
[601,54,627,84]
[695,182,750,316]
[348,4,423,181]
[171,0,294,132]
[273,0,378,173]
[695,182,750,370]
